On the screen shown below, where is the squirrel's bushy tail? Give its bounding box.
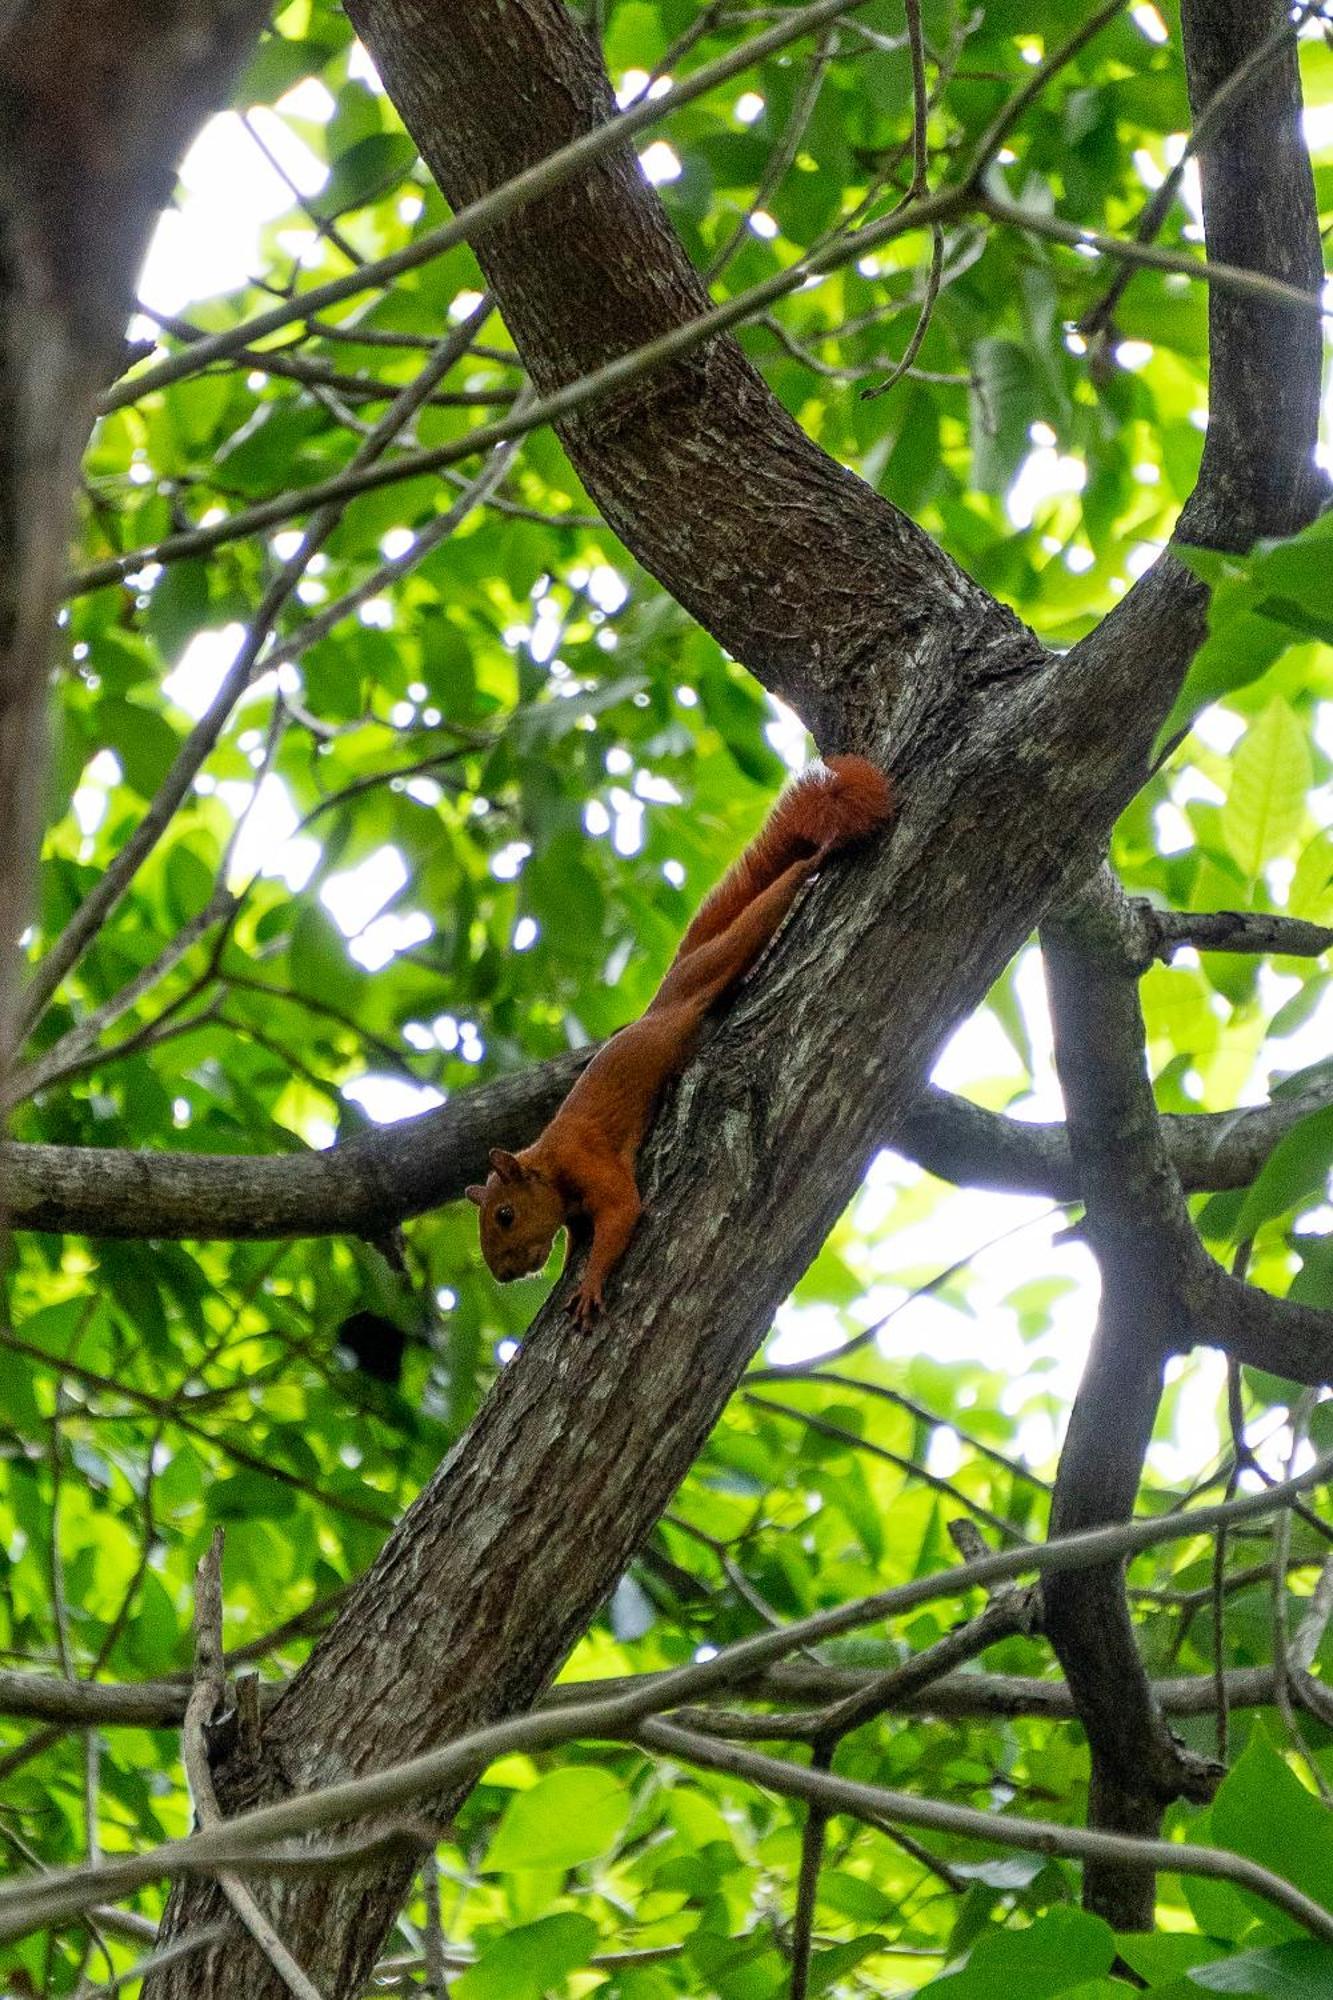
[673,754,892,964]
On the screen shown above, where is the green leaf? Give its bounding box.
[1221,700,1311,879]
[971,338,1038,495]
[1234,1104,1333,1240]
[1210,1729,1333,1922]
[323,132,418,214]
[1190,1939,1333,1996]
[915,1907,1116,1997]
[808,1934,888,1994]
[483,1768,630,1871]
[453,1913,599,2000]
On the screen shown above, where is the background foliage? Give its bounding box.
[4,0,1333,1992]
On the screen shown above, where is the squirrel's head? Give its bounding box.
[466,1148,566,1282]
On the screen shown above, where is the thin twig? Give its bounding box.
[183,1528,329,2000]
[26,301,492,1039]
[2,1458,1329,1948]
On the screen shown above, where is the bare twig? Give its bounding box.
[69,179,1325,600]
[100,0,903,416]
[183,1529,328,2000]
[26,299,493,1038]
[634,1717,1333,1945]
[0,1458,1328,1946]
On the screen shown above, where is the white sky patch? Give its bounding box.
[1264,978,1333,1081]
[765,697,810,772]
[321,844,407,934]
[1007,446,1086,530]
[163,625,245,720]
[1010,945,1063,1119]
[513,917,539,951]
[931,1007,1023,1093]
[735,91,765,124]
[1304,103,1333,152]
[1171,769,1225,823]
[222,773,320,891]
[342,1075,444,1123]
[1132,145,1167,192]
[491,841,531,881]
[587,563,629,613]
[347,40,383,91]
[276,77,335,123]
[749,210,779,239]
[138,111,327,314]
[635,770,682,805]
[1154,800,1194,855]
[72,749,123,838]
[351,909,433,971]
[610,788,645,856]
[616,67,651,108]
[639,141,682,186]
[529,596,564,662]
[1132,3,1169,44]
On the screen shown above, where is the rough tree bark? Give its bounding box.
[0,2,270,1072]
[13,1065,1333,1239]
[141,0,1324,1993]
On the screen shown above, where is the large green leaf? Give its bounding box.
[1221,700,1312,880]
[453,1914,599,2000]
[483,1768,631,1871]
[1235,1104,1333,1240]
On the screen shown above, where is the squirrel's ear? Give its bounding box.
[464,1184,486,1207]
[489,1147,523,1180]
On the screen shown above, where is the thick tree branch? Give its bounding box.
[0,1655,1304,1736]
[337,0,1029,748]
[1041,874,1221,1930]
[1176,0,1326,547]
[6,1064,1331,1240]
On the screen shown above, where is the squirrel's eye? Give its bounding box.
[496,1205,515,1228]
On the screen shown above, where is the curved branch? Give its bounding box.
[339,0,1020,745]
[1041,876,1220,1930]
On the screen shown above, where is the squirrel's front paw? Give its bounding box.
[565,1282,603,1330]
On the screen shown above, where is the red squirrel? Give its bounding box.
[467,755,892,1327]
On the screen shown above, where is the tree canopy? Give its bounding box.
[1,0,1333,1996]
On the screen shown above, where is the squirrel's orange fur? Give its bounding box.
[467,755,893,1326]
